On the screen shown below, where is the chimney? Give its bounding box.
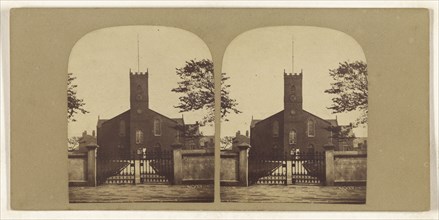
[82,130,87,137]
[92,130,95,137]
[236,130,241,137]
[246,130,249,137]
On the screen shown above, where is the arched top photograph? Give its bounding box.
[220,26,368,204]
[67,25,215,203]
[221,26,367,153]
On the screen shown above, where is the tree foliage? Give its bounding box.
[172,59,241,125]
[68,72,89,122]
[325,125,355,140]
[67,136,80,151]
[325,61,368,126]
[173,124,203,139]
[220,136,234,150]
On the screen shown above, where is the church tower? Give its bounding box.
[284,71,303,115]
[129,69,149,151]
[130,35,149,114]
[130,70,149,110]
[283,70,303,154]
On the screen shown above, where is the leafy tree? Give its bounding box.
[172,59,241,125]
[325,125,355,151]
[67,136,80,151]
[68,72,89,122]
[325,61,368,126]
[173,124,203,139]
[220,136,234,150]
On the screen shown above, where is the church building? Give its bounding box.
[250,70,344,158]
[97,70,202,158]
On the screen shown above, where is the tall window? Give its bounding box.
[154,119,161,136]
[307,119,315,137]
[289,130,297,144]
[119,120,126,137]
[291,85,296,95]
[135,130,144,144]
[272,120,279,137]
[176,130,180,142]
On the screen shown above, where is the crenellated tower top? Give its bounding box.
[129,68,149,77]
[283,69,303,78]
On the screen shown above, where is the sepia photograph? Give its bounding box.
[67,26,215,203]
[220,26,368,204]
[4,6,433,215]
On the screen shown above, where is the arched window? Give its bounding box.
[272,120,279,137]
[119,120,126,137]
[154,119,161,136]
[288,130,297,144]
[135,130,144,144]
[291,85,296,93]
[307,119,315,137]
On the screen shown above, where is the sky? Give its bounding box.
[221,26,367,138]
[68,26,368,140]
[68,26,213,138]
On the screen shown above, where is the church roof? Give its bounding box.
[146,108,185,126]
[97,110,130,128]
[251,110,283,128]
[326,119,338,127]
[250,119,262,128]
[97,119,108,127]
[98,108,186,130]
[302,110,334,126]
[171,118,184,126]
[252,109,339,129]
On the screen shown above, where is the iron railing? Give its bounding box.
[291,151,325,185]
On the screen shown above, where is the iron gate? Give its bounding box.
[96,149,174,185]
[140,149,174,184]
[96,152,136,184]
[248,152,287,185]
[291,151,325,185]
